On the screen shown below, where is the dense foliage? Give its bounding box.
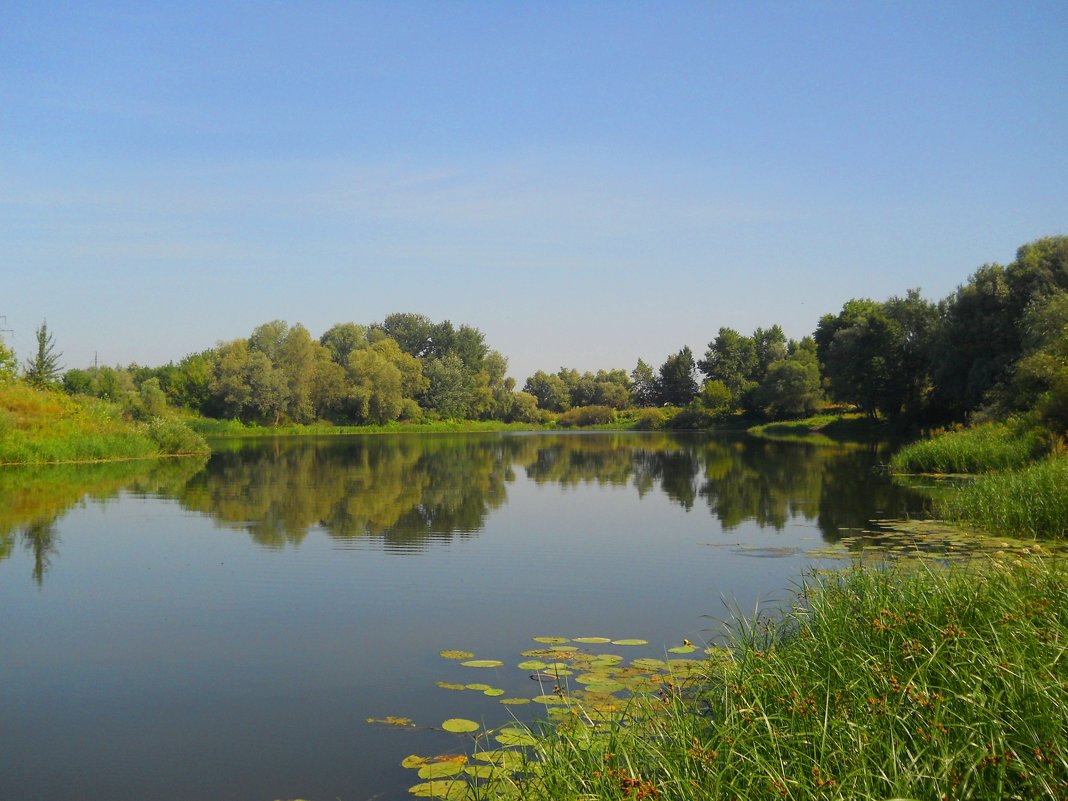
[6,234,1065,433]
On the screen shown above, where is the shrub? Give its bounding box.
[634,407,666,430]
[143,418,210,455]
[556,405,615,427]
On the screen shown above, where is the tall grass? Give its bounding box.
[940,454,1068,539]
[890,420,1043,474]
[494,560,1068,800]
[0,382,207,464]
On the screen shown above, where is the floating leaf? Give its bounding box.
[436,682,466,691]
[465,763,507,780]
[402,755,429,769]
[631,658,668,670]
[573,636,611,644]
[499,697,531,705]
[408,780,467,799]
[575,672,614,685]
[667,644,698,654]
[532,694,568,705]
[417,761,465,779]
[465,683,492,692]
[495,728,538,747]
[584,681,625,694]
[367,716,415,727]
[461,659,504,668]
[516,660,547,670]
[439,649,475,661]
[591,655,624,667]
[483,688,505,697]
[611,639,648,646]
[532,636,569,644]
[442,718,480,733]
[474,749,526,767]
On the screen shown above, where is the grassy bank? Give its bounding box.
[890,420,1044,474]
[414,558,1068,800]
[188,417,545,438]
[747,412,883,445]
[0,382,208,464]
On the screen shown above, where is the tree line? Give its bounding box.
[3,235,1065,431]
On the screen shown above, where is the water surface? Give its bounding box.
[1,432,930,800]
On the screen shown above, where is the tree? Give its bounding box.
[630,359,658,407]
[422,353,472,419]
[657,347,698,406]
[523,370,571,412]
[755,349,822,418]
[320,322,368,366]
[698,328,757,400]
[0,334,16,382]
[24,321,62,388]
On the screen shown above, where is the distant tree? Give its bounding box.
[138,377,167,418]
[421,353,472,419]
[319,322,368,366]
[698,328,757,400]
[23,321,62,388]
[1013,290,1068,432]
[697,379,732,414]
[0,334,16,382]
[755,347,822,419]
[752,325,787,379]
[248,319,289,363]
[376,312,435,358]
[63,367,95,395]
[523,370,571,413]
[629,359,658,407]
[657,347,698,406]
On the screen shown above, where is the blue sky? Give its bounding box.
[3,2,1066,381]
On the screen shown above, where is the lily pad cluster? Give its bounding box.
[394,635,729,798]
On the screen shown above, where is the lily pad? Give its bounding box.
[611,639,648,646]
[366,716,415,727]
[483,688,505,697]
[532,694,568,705]
[499,697,531,705]
[667,644,698,654]
[417,760,466,779]
[439,649,475,661]
[516,660,547,670]
[474,749,526,767]
[442,718,480,733]
[573,636,611,644]
[436,682,466,691]
[532,636,570,644]
[461,659,504,668]
[631,658,668,670]
[464,683,492,691]
[584,681,625,694]
[408,780,467,799]
[402,755,429,769]
[495,728,538,747]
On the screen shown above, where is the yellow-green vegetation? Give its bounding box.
[188,417,542,438]
[890,420,1044,474]
[0,382,208,464]
[939,454,1068,538]
[747,412,880,445]
[402,558,1068,800]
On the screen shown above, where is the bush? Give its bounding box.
[143,418,210,455]
[556,405,615,427]
[634,407,666,430]
[890,420,1044,474]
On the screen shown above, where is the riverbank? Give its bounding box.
[411,556,1068,800]
[0,382,208,465]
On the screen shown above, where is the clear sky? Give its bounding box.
[3,2,1066,382]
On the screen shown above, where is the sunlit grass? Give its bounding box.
[491,559,1068,800]
[890,420,1042,474]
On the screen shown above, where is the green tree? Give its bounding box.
[138,377,167,418]
[698,328,757,400]
[657,347,698,406]
[23,321,62,388]
[422,353,472,419]
[629,359,658,407]
[1013,290,1068,433]
[0,334,16,382]
[319,322,368,366]
[755,345,822,418]
[523,370,571,412]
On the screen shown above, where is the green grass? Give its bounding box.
[188,417,546,438]
[0,382,208,464]
[457,558,1068,800]
[890,420,1043,474]
[748,412,882,445]
[939,454,1068,539]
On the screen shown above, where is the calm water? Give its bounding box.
[0,432,929,801]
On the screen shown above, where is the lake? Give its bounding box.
[0,431,932,800]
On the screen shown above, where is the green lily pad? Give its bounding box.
[584,681,625,694]
[532,694,568,705]
[464,763,508,779]
[516,660,547,670]
[532,636,570,644]
[591,655,624,666]
[461,659,504,668]
[573,636,611,644]
[417,760,466,779]
[402,755,429,769]
[474,749,526,767]
[442,718,480,733]
[436,682,466,691]
[483,688,505,697]
[495,728,538,747]
[667,644,698,654]
[631,658,668,670]
[611,639,648,646]
[408,780,467,799]
[499,697,531,705]
[439,649,475,660]
[367,715,415,726]
[464,683,492,691]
